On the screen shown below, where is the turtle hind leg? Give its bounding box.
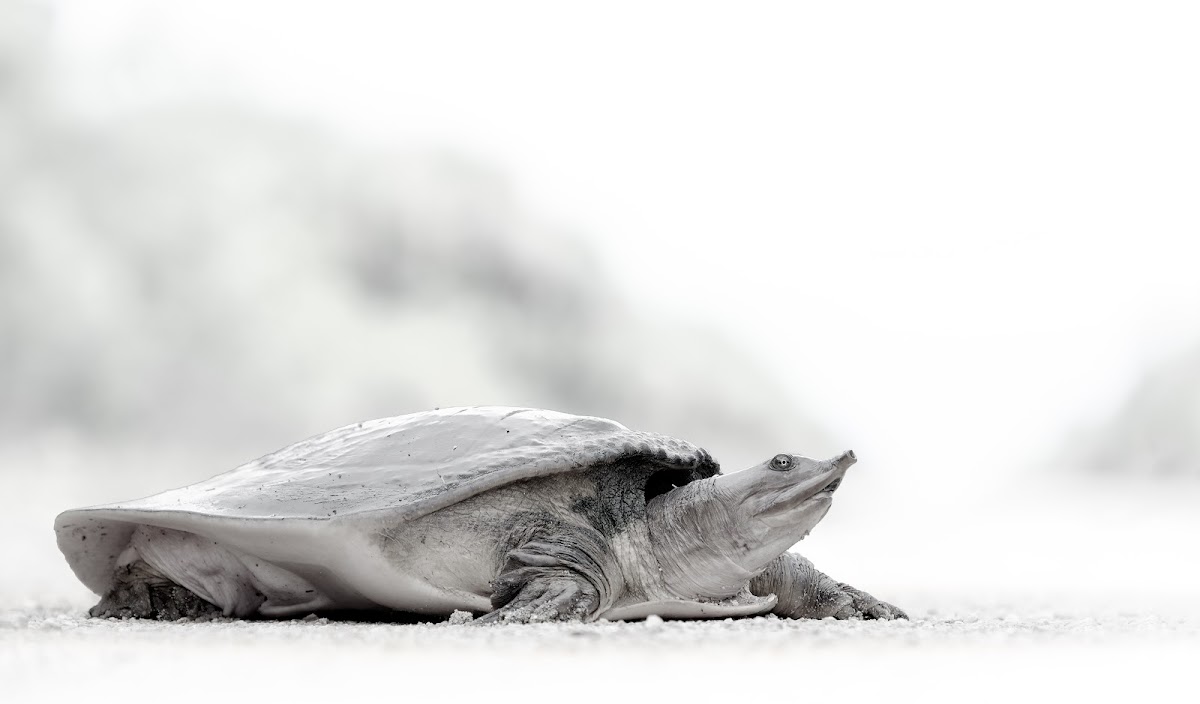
[89,562,223,621]
[145,581,225,620]
[88,565,154,620]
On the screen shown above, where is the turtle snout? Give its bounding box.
[833,450,856,470]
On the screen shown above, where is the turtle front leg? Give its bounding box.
[750,552,907,620]
[477,518,616,625]
[479,565,599,624]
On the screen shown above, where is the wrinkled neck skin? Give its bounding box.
[645,453,851,601]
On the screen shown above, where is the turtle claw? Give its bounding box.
[830,583,907,621]
[477,575,598,625]
[866,600,908,621]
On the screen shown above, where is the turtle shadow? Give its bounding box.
[298,609,448,625]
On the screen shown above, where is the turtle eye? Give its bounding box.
[770,454,794,471]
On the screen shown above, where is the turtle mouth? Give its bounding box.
[819,477,843,494]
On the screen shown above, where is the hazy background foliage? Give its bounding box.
[1067,342,1200,477]
[0,0,828,473]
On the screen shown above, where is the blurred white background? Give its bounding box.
[25,0,1200,477]
[2,2,1199,698]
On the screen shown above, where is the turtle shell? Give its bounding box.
[55,406,719,598]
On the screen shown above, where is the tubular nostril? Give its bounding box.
[846,450,856,461]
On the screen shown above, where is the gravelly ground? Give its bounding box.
[4,603,1198,704]
[4,603,1197,650]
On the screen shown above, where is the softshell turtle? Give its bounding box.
[56,406,905,623]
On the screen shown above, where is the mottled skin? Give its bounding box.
[93,451,904,623]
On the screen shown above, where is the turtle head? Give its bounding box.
[645,450,856,600]
[713,450,856,571]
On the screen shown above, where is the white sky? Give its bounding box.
[45,0,1200,486]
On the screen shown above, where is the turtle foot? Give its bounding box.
[827,583,908,621]
[479,522,614,625]
[750,553,907,621]
[477,570,599,625]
